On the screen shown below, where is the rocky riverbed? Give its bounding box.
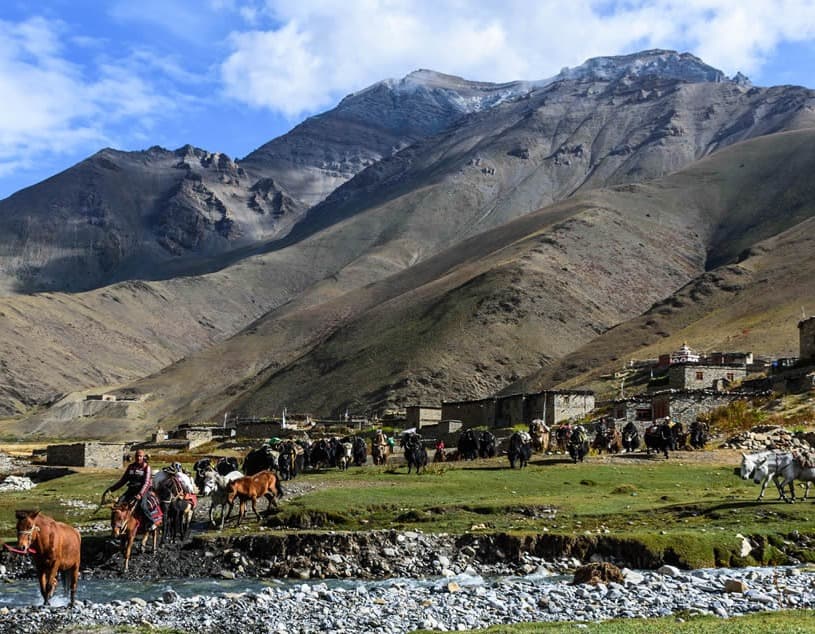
[1,564,814,634]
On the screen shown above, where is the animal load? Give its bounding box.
[507,431,532,469]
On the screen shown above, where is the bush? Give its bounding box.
[699,400,764,434]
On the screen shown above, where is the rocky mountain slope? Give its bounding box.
[11,127,815,439]
[1,50,815,438]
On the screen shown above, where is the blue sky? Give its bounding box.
[1,0,814,200]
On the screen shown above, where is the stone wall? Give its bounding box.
[47,442,124,468]
[441,399,495,428]
[175,428,214,448]
[235,421,282,439]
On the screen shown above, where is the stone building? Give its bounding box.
[46,442,125,469]
[611,390,755,433]
[667,363,746,390]
[441,398,496,428]
[441,390,595,429]
[405,406,442,429]
[800,317,815,361]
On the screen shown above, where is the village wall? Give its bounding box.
[235,421,282,439]
[47,442,124,469]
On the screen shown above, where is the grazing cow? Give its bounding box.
[644,421,673,458]
[507,431,533,469]
[568,426,590,463]
[226,470,284,526]
[201,469,243,530]
[110,501,161,572]
[622,422,640,452]
[689,420,709,450]
[13,510,81,606]
[402,433,428,474]
[528,420,550,453]
[243,446,278,476]
[457,428,480,461]
[478,431,497,458]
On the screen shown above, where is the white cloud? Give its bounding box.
[219,0,815,117]
[0,17,179,176]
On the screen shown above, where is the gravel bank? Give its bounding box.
[1,565,813,633]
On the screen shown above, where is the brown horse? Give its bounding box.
[226,470,284,526]
[110,501,161,572]
[14,510,81,606]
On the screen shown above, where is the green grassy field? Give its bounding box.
[2,451,814,568]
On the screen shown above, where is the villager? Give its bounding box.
[103,449,160,531]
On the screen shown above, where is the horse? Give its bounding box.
[13,510,80,606]
[165,497,194,543]
[457,429,479,461]
[478,431,497,458]
[568,427,589,463]
[110,500,161,572]
[740,450,779,500]
[528,420,550,453]
[750,452,814,503]
[402,433,428,474]
[622,422,640,452]
[507,431,532,469]
[152,467,196,545]
[644,421,672,458]
[226,470,284,526]
[200,469,243,530]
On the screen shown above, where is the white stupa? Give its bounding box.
[670,342,700,364]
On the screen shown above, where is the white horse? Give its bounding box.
[740,451,779,500]
[201,470,243,529]
[751,452,814,503]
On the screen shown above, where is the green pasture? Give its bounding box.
[2,455,814,568]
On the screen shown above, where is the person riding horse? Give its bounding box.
[102,449,161,531]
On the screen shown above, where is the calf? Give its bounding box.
[226,470,284,526]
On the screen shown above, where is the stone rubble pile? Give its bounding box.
[1,565,813,634]
[0,475,35,492]
[722,426,815,452]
